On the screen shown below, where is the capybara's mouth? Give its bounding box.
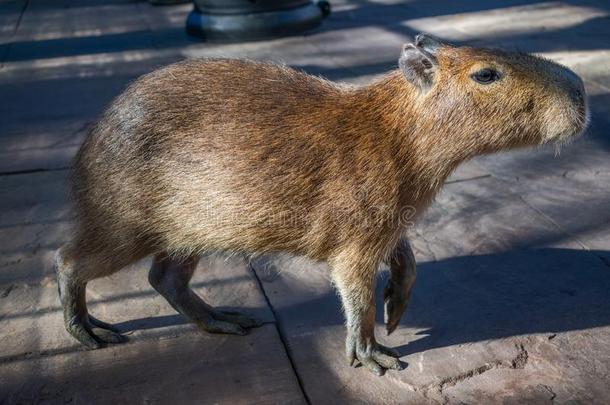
[552,119,588,146]
[545,100,589,146]
[566,103,590,141]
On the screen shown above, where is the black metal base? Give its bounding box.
[149,0,190,6]
[186,1,330,41]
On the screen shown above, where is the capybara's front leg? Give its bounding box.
[384,239,417,335]
[331,251,404,376]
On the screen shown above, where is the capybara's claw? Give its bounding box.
[347,340,404,376]
[196,319,247,336]
[66,316,101,349]
[346,329,404,376]
[383,280,410,335]
[212,310,261,329]
[65,315,127,348]
[88,315,127,344]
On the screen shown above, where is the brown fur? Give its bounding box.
[57,37,588,374]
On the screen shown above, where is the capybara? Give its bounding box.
[56,34,588,376]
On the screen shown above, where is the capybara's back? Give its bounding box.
[70,59,374,266]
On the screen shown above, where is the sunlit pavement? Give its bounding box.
[1,0,610,403]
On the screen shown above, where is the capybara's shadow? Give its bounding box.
[377,247,610,356]
[114,248,610,358]
[280,247,610,356]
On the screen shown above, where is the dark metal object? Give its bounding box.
[149,0,190,6]
[186,0,331,41]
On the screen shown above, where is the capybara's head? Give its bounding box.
[399,34,588,154]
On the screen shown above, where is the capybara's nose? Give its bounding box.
[572,85,585,106]
[563,69,586,106]
[571,83,587,120]
[576,87,583,100]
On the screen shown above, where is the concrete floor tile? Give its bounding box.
[1,325,306,405]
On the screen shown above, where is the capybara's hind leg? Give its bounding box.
[55,246,127,348]
[148,254,260,335]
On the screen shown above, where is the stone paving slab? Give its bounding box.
[441,328,610,404]
[0,170,285,402]
[0,77,126,172]
[0,170,70,285]
[251,174,610,403]
[410,176,582,261]
[251,250,610,403]
[1,324,305,405]
[0,252,275,360]
[0,0,184,173]
[404,0,609,49]
[514,172,610,253]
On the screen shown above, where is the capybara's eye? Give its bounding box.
[471,68,500,84]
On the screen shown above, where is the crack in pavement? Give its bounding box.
[0,0,29,68]
[414,228,438,262]
[248,261,312,405]
[518,195,589,251]
[0,166,70,177]
[595,254,610,270]
[541,384,557,404]
[409,342,530,402]
[518,196,610,271]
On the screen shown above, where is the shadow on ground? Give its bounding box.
[98,247,610,357]
[259,248,610,349]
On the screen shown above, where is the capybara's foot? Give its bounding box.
[66,314,127,348]
[211,309,261,329]
[149,254,261,337]
[347,339,404,376]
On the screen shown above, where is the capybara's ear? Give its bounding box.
[414,33,445,54]
[399,43,438,93]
